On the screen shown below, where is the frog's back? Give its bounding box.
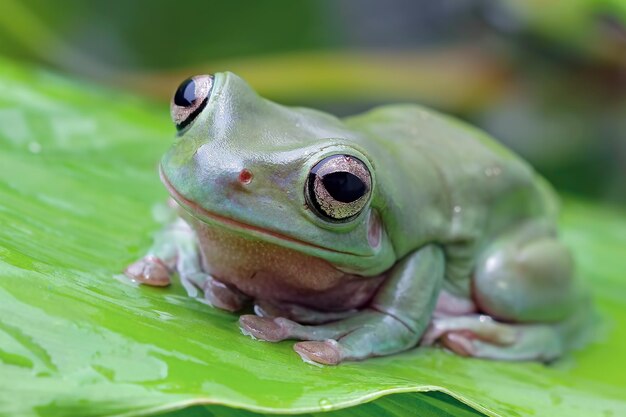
[343,104,559,252]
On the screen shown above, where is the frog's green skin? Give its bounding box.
[125,72,588,365]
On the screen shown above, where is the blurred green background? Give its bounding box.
[0,0,624,204]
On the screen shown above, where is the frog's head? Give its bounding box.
[160,72,395,274]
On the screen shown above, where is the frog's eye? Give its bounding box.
[306,155,372,222]
[170,75,213,131]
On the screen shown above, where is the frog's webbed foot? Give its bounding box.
[124,255,172,287]
[253,300,358,324]
[239,310,420,365]
[421,314,573,362]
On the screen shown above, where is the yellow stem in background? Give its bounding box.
[126,48,511,110]
[0,0,511,110]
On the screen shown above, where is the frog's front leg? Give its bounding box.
[124,217,187,287]
[239,244,445,364]
[125,215,249,311]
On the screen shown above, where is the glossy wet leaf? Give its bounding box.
[154,392,485,417]
[0,57,625,417]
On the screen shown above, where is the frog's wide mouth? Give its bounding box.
[159,165,362,257]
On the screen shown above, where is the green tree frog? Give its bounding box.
[125,73,588,365]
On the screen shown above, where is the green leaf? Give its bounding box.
[153,392,485,417]
[0,56,625,417]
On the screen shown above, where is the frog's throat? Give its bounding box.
[159,165,362,257]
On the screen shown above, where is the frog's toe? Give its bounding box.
[204,278,248,312]
[421,315,516,347]
[239,315,293,342]
[440,331,477,357]
[124,256,171,287]
[294,340,341,365]
[438,323,565,362]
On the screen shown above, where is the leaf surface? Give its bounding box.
[0,58,624,417]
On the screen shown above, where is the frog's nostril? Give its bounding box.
[238,169,254,185]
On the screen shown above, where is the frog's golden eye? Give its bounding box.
[306,155,372,222]
[170,74,213,131]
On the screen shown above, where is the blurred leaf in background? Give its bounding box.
[492,0,626,66]
[1,0,623,204]
[482,0,626,203]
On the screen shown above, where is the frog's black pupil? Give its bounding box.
[174,79,196,107]
[321,172,366,203]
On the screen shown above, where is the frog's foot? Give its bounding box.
[254,301,358,324]
[422,315,565,362]
[239,310,420,365]
[184,273,249,312]
[204,277,249,312]
[124,255,172,287]
[421,315,516,346]
[433,290,477,318]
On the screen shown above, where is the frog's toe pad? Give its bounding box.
[204,279,247,312]
[294,340,341,365]
[239,315,290,342]
[124,256,171,287]
[439,328,563,362]
[441,331,477,357]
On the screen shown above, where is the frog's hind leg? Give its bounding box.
[473,219,579,323]
[424,219,590,361]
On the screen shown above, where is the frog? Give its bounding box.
[125,72,590,365]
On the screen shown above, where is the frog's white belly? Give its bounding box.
[186,216,386,311]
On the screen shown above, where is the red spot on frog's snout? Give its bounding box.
[238,169,254,185]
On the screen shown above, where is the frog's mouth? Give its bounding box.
[159,166,360,257]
